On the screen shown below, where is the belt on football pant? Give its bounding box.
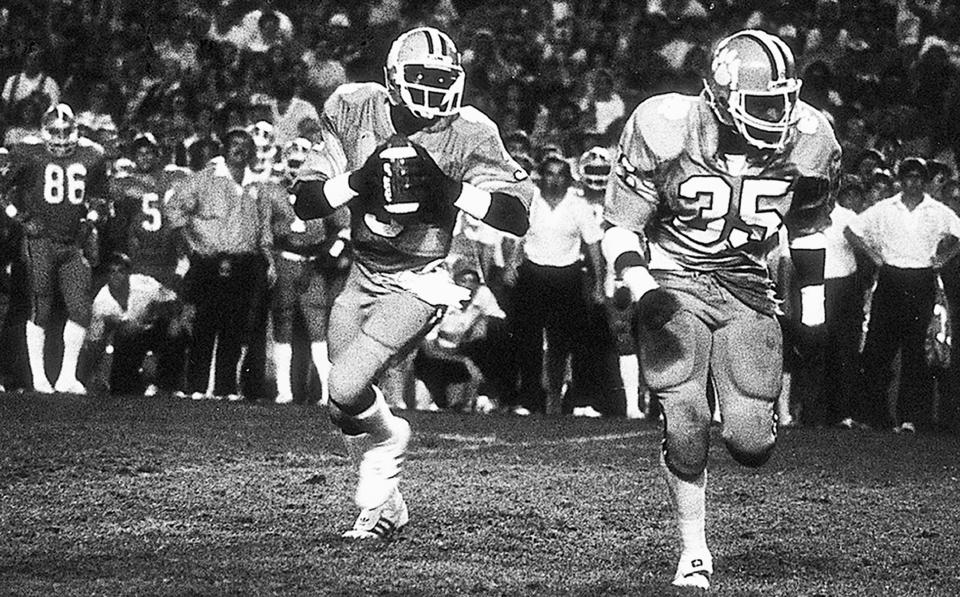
[279,250,318,263]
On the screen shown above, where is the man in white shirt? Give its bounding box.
[81,252,191,396]
[1,45,60,111]
[508,154,605,414]
[845,157,960,432]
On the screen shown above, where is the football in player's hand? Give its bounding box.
[636,288,680,331]
[383,135,461,223]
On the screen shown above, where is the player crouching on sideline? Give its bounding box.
[77,251,192,395]
[291,27,533,540]
[602,30,840,590]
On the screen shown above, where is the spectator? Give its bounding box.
[166,127,277,400]
[79,252,190,396]
[413,264,506,412]
[579,68,625,139]
[266,72,320,148]
[76,83,118,141]
[1,43,59,117]
[506,153,604,415]
[846,157,960,432]
[2,93,47,147]
[799,177,870,429]
[226,8,293,54]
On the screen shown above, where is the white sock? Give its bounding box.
[57,320,86,385]
[310,340,331,404]
[661,451,709,556]
[26,321,49,387]
[620,354,641,417]
[354,385,397,443]
[273,342,293,400]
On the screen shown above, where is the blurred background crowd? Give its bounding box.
[1,0,960,433]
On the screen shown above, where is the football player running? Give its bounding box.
[1,103,108,394]
[603,30,840,590]
[292,27,533,539]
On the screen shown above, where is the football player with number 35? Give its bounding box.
[603,30,840,590]
[292,27,533,540]
[1,103,108,394]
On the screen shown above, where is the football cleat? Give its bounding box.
[355,416,411,510]
[342,488,409,540]
[54,377,86,395]
[33,378,55,394]
[672,551,713,590]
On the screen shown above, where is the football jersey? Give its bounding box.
[6,137,107,242]
[605,93,840,274]
[305,82,534,273]
[271,190,333,255]
[108,166,189,267]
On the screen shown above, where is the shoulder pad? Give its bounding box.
[787,101,840,178]
[328,82,388,106]
[78,137,104,153]
[631,93,697,162]
[457,106,497,127]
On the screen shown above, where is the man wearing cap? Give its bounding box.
[105,132,190,289]
[845,157,960,432]
[166,128,279,400]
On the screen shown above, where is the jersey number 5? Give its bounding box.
[675,176,791,249]
[44,163,86,205]
[140,189,174,232]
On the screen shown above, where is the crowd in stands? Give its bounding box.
[1,0,960,433]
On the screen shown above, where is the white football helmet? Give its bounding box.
[704,30,802,151]
[577,146,612,192]
[41,103,79,157]
[385,27,464,119]
[247,120,277,173]
[282,137,313,178]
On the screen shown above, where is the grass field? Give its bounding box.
[1,394,959,596]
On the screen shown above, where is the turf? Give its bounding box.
[1,394,958,596]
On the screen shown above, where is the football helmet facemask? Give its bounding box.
[248,120,277,173]
[282,137,313,179]
[704,30,802,152]
[41,103,79,157]
[385,27,464,120]
[578,146,612,192]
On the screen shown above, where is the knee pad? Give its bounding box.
[725,438,776,469]
[661,411,712,481]
[723,316,782,400]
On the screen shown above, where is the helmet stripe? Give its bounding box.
[423,29,435,54]
[437,31,448,56]
[750,30,788,80]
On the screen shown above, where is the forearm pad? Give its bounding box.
[789,233,826,288]
[601,226,646,276]
[455,184,528,236]
[484,192,528,236]
[292,173,357,221]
